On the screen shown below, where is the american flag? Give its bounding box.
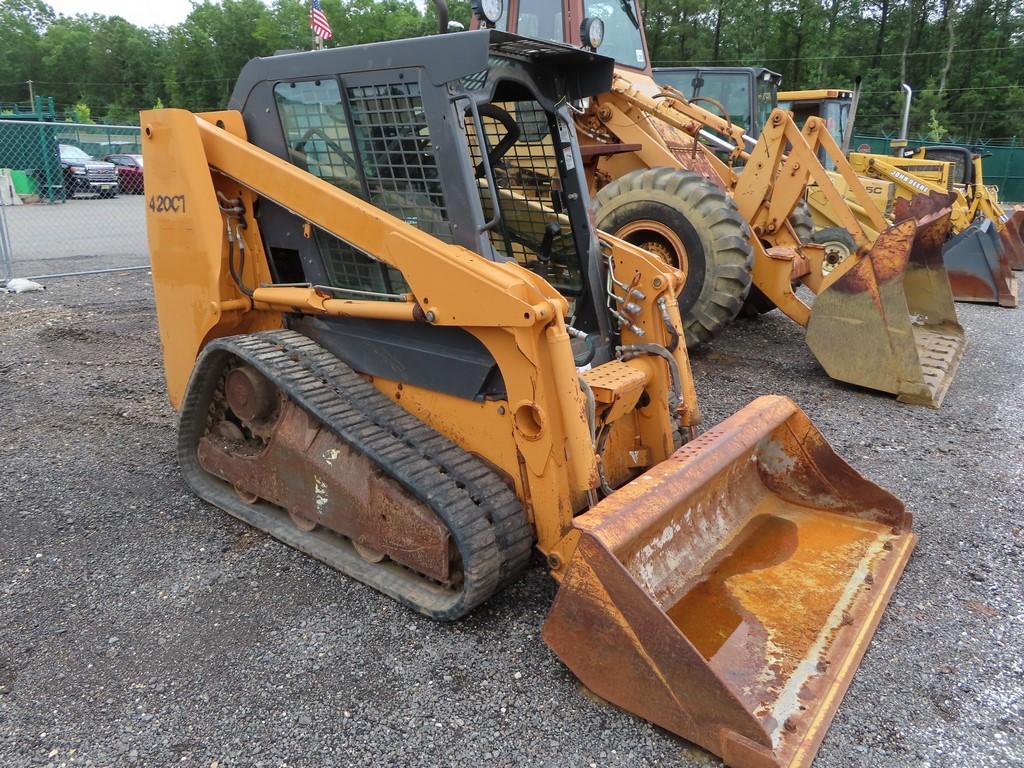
[309,0,333,40]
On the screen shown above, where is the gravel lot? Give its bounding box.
[1,272,1021,768]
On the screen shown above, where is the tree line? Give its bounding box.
[0,0,1020,140]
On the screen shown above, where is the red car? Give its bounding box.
[104,153,144,194]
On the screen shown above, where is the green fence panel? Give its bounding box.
[0,122,63,201]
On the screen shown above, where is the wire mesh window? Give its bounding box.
[345,82,453,244]
[464,100,583,294]
[274,79,362,196]
[314,227,409,295]
[274,77,458,297]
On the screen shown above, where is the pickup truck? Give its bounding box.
[59,144,119,198]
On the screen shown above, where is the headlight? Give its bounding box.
[580,17,605,50]
[471,0,503,25]
[71,167,86,175]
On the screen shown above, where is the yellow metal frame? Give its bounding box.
[142,107,698,573]
[778,88,854,102]
[580,74,895,327]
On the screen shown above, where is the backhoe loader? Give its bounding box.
[777,87,1023,305]
[651,72,1018,307]
[845,149,1019,306]
[143,25,916,768]
[480,1,965,408]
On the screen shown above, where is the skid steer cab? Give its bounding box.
[143,25,916,768]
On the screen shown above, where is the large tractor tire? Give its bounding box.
[594,168,753,348]
[812,226,858,274]
[789,198,815,243]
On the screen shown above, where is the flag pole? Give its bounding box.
[309,0,330,51]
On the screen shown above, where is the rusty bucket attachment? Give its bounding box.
[942,219,1018,307]
[544,396,915,768]
[1001,205,1024,271]
[896,191,1017,307]
[804,198,965,407]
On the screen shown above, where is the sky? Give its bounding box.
[44,0,429,28]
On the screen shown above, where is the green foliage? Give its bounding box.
[639,0,1024,140]
[0,0,1020,139]
[70,101,92,123]
[927,109,948,142]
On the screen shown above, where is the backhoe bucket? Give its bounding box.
[1002,206,1024,271]
[544,396,915,768]
[942,219,1018,307]
[804,202,965,407]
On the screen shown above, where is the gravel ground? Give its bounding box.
[1,272,1021,768]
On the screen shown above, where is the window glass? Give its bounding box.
[59,144,91,160]
[925,149,969,185]
[755,77,777,135]
[274,79,362,195]
[345,80,451,239]
[516,0,563,41]
[819,101,848,170]
[654,69,697,99]
[583,0,645,68]
[694,72,753,131]
[275,77,451,296]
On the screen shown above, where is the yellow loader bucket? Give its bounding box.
[544,396,915,768]
[804,201,965,407]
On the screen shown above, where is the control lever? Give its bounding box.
[537,222,561,281]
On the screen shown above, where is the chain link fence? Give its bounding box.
[0,119,149,282]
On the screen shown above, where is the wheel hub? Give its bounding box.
[615,219,689,282]
[821,241,853,274]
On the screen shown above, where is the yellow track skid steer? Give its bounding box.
[143,25,915,768]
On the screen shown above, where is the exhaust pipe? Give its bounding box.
[841,75,862,155]
[890,82,913,156]
[433,0,449,34]
[899,83,912,142]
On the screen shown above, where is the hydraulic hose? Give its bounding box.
[656,296,680,353]
[616,343,683,418]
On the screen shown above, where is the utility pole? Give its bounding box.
[27,79,35,106]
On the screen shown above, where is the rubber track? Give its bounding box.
[177,330,533,620]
